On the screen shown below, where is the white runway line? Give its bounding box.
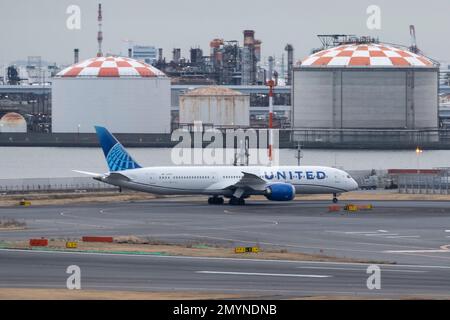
[386,235,421,239]
[384,249,450,253]
[364,233,399,237]
[295,266,427,273]
[196,271,331,278]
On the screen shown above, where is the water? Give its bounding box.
[1,147,449,179]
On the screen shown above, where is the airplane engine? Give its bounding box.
[264,183,296,201]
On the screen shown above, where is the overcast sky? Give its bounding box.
[0,0,449,66]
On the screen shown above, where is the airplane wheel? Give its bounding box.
[229,197,245,205]
[209,197,224,205]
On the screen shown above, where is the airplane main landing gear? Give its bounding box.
[208,196,224,205]
[332,193,338,203]
[229,197,245,205]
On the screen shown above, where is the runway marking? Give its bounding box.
[295,266,427,273]
[326,231,378,234]
[196,271,331,278]
[327,230,420,239]
[384,249,450,253]
[344,231,380,234]
[386,236,420,239]
[384,245,450,254]
[364,233,399,237]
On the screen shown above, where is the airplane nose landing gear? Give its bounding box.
[332,193,338,203]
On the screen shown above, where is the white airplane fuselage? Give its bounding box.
[97,165,358,197]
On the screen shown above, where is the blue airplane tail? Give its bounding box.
[94,126,142,172]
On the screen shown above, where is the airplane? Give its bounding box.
[75,126,359,205]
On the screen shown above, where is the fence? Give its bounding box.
[0,177,118,193]
[398,172,450,194]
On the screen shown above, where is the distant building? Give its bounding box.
[128,45,158,64]
[179,86,249,127]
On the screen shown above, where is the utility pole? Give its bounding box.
[266,79,275,165]
[295,142,303,166]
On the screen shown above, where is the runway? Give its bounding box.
[1,198,450,297]
[1,248,450,298]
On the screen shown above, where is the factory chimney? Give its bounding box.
[172,48,181,64]
[409,25,418,53]
[97,3,103,57]
[268,56,274,81]
[74,48,79,64]
[242,30,256,85]
[128,48,132,58]
[285,44,294,86]
[158,48,163,62]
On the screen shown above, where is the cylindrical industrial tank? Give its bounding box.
[179,86,250,127]
[52,56,171,134]
[292,43,439,129]
[0,112,27,132]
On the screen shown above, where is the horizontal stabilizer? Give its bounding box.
[72,170,102,177]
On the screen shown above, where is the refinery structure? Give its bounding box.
[0,3,450,148]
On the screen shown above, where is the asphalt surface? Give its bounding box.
[1,248,450,298]
[1,198,450,297]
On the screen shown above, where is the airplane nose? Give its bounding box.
[351,178,359,191]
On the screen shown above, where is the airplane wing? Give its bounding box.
[234,171,267,191]
[207,171,267,198]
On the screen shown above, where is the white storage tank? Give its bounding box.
[179,86,249,127]
[0,112,27,133]
[52,56,171,133]
[293,43,439,129]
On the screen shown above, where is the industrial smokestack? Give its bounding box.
[243,30,255,46]
[268,56,274,81]
[128,48,132,58]
[158,48,163,62]
[242,30,256,85]
[254,39,262,62]
[74,48,79,64]
[409,25,418,53]
[97,3,103,57]
[285,44,294,86]
[172,48,181,64]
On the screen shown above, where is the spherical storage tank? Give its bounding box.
[52,56,170,133]
[0,112,27,133]
[292,43,439,129]
[179,86,249,127]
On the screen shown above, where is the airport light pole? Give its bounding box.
[416,146,423,173]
